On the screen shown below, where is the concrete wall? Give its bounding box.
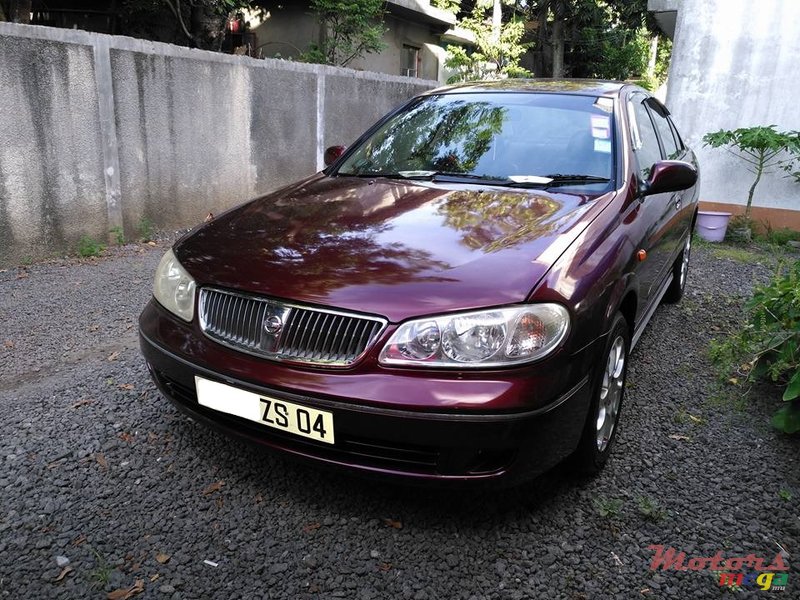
[0,22,436,266]
[664,0,800,221]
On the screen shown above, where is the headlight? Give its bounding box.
[153,249,196,322]
[379,304,569,368]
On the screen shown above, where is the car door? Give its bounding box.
[645,99,695,255]
[627,92,676,305]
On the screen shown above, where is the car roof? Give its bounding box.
[426,79,629,98]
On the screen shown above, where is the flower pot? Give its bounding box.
[695,211,732,242]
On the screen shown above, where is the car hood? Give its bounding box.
[175,174,614,322]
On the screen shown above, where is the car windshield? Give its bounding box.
[336,92,615,188]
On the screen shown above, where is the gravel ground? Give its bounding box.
[1,240,799,599]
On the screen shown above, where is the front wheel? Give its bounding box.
[572,312,629,474]
[663,233,692,304]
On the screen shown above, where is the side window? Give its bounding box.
[668,117,685,151]
[629,95,661,179]
[648,105,680,159]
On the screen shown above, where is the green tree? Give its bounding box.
[432,0,462,14]
[703,126,800,227]
[117,0,261,50]
[302,0,386,67]
[522,0,665,81]
[445,0,530,82]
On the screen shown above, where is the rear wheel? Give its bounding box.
[663,233,692,304]
[572,312,629,474]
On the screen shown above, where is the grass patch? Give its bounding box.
[110,225,125,245]
[593,496,623,519]
[756,225,800,247]
[671,408,704,425]
[77,236,105,258]
[779,489,792,502]
[637,496,667,523]
[706,384,749,412]
[137,217,154,242]
[87,546,112,589]
[709,245,761,263]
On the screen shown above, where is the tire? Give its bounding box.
[663,233,692,304]
[572,312,629,474]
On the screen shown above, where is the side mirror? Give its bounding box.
[641,160,698,196]
[324,145,346,167]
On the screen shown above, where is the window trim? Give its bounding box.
[401,44,421,78]
[628,92,664,178]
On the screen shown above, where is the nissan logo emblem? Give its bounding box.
[264,315,283,335]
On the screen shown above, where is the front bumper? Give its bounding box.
[140,299,596,486]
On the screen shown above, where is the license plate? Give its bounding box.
[194,377,335,444]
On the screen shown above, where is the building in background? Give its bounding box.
[650,0,800,229]
[7,0,468,83]
[251,0,463,82]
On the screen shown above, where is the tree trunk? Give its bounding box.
[647,35,659,78]
[551,18,564,78]
[492,0,502,42]
[531,5,548,76]
[745,153,764,222]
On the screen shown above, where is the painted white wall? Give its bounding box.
[666,0,800,212]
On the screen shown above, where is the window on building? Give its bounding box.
[402,45,420,77]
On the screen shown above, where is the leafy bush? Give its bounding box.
[301,0,386,67]
[78,235,105,258]
[137,217,154,242]
[757,225,800,246]
[710,261,800,433]
[110,225,125,245]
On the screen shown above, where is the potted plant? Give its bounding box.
[703,126,800,240]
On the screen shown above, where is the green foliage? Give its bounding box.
[432,0,461,13]
[77,236,105,258]
[593,496,623,518]
[703,126,800,220]
[302,0,387,67]
[779,489,793,501]
[520,0,665,79]
[119,0,262,50]
[445,4,531,83]
[88,546,112,589]
[582,26,648,81]
[724,214,754,244]
[110,225,125,245]
[636,496,667,523]
[757,225,800,247]
[709,261,800,434]
[137,217,154,242]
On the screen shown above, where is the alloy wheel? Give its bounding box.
[680,235,692,289]
[596,335,626,452]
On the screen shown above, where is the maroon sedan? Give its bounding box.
[139,80,698,486]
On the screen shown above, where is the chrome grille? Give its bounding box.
[198,288,386,367]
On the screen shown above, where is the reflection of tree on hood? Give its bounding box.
[438,190,562,253]
[183,178,452,298]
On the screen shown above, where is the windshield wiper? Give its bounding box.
[337,170,609,188]
[337,171,534,186]
[542,174,611,186]
[408,171,610,188]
